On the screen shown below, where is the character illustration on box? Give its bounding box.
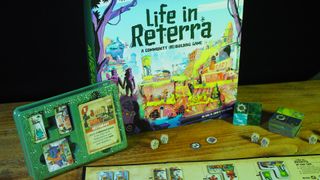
[90,0,243,133]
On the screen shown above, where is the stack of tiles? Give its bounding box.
[268,107,304,137]
[233,102,262,125]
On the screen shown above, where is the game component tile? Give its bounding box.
[207,164,237,180]
[42,138,74,172]
[190,142,201,150]
[151,139,160,150]
[154,168,168,180]
[169,167,184,180]
[206,136,217,144]
[29,113,47,143]
[114,170,129,180]
[251,133,260,143]
[55,105,72,134]
[309,134,318,144]
[258,161,289,179]
[98,171,113,180]
[160,134,169,144]
[260,137,270,148]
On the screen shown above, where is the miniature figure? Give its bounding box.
[123,68,135,96]
[109,69,123,88]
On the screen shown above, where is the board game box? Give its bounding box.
[84,0,244,134]
[13,81,127,180]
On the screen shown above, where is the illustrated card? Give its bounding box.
[28,113,47,143]
[257,161,289,180]
[42,138,74,172]
[154,168,168,180]
[79,96,121,154]
[207,164,238,180]
[98,171,113,180]
[114,170,129,180]
[169,167,184,180]
[55,105,72,134]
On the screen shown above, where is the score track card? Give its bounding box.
[79,96,121,154]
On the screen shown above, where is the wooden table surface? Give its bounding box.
[1,80,319,179]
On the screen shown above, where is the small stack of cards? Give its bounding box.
[268,107,304,137]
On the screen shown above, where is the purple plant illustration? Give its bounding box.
[91,0,138,81]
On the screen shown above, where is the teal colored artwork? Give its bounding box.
[233,113,247,125]
[233,102,262,125]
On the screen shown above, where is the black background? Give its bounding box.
[1,1,318,103]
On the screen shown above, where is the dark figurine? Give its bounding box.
[188,83,194,94]
[109,69,123,88]
[123,68,135,96]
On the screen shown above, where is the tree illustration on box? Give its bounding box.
[91,0,138,82]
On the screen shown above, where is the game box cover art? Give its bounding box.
[84,0,244,134]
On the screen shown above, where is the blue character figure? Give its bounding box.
[47,145,64,167]
[106,37,124,61]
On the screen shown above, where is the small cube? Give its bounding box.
[151,139,160,150]
[233,102,262,126]
[309,134,318,144]
[160,134,169,144]
[251,133,260,143]
[260,137,270,147]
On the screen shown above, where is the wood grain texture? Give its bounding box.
[1,80,319,179]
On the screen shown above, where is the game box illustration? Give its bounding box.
[13,81,127,180]
[84,0,244,134]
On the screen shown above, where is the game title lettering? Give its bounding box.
[131,4,212,47]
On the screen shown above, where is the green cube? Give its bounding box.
[233,102,262,125]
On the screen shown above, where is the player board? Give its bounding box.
[85,155,320,180]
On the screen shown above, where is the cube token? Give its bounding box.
[114,170,129,180]
[260,137,270,147]
[206,137,217,144]
[190,142,201,150]
[153,168,168,180]
[251,133,260,143]
[151,139,160,150]
[309,134,318,144]
[160,134,169,144]
[169,167,184,180]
